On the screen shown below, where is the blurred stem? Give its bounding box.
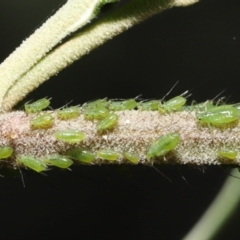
[182,169,240,240]
[0,0,199,112]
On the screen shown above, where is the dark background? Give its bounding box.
[0,0,240,239]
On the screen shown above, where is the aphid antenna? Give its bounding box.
[146,163,172,183]
[134,94,143,101]
[17,165,26,188]
[161,81,179,102]
[58,100,74,110]
[211,89,226,104]
[177,166,192,187]
[180,90,191,99]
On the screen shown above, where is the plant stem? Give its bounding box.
[0,0,199,112]
[182,168,240,240]
[0,109,239,168]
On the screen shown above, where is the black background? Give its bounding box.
[0,0,240,239]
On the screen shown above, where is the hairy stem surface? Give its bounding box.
[0,109,239,169]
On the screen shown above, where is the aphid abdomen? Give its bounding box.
[17,155,47,172]
[217,150,237,160]
[146,133,180,160]
[108,99,137,111]
[24,98,50,113]
[97,113,118,132]
[197,105,239,126]
[138,100,160,111]
[122,99,137,110]
[55,130,86,143]
[57,106,80,120]
[97,149,119,161]
[0,146,14,159]
[123,151,139,164]
[67,148,95,163]
[83,106,109,120]
[30,113,54,129]
[163,96,187,111]
[45,155,73,168]
[83,99,108,110]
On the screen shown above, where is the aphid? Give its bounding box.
[109,99,137,111]
[97,149,119,161]
[57,106,80,120]
[197,105,239,126]
[97,113,118,132]
[0,146,13,159]
[55,130,86,143]
[17,155,47,172]
[123,151,139,164]
[24,98,50,113]
[185,100,214,112]
[217,149,237,160]
[137,100,160,111]
[146,133,180,160]
[45,155,73,168]
[30,113,54,129]
[83,106,109,120]
[83,99,108,110]
[67,148,95,163]
[162,96,187,112]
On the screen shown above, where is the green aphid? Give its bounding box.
[67,148,95,163]
[197,105,239,126]
[146,133,180,160]
[55,130,86,143]
[83,106,109,120]
[45,155,73,168]
[109,99,137,111]
[24,98,50,113]
[162,96,187,112]
[233,103,240,115]
[18,155,47,172]
[123,151,139,164]
[0,146,13,159]
[194,101,214,111]
[185,101,214,112]
[217,150,237,160]
[97,149,119,161]
[83,99,108,110]
[30,113,54,129]
[57,106,80,120]
[97,113,118,132]
[138,100,160,111]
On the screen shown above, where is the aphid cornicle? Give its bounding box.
[146,133,180,160]
[57,106,80,120]
[217,149,237,160]
[30,113,54,129]
[18,155,47,172]
[45,155,73,168]
[24,98,50,113]
[0,146,14,159]
[55,130,86,143]
[123,151,139,164]
[197,105,239,126]
[67,148,95,163]
[97,149,119,161]
[97,113,118,132]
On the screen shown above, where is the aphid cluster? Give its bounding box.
[1,94,240,175]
